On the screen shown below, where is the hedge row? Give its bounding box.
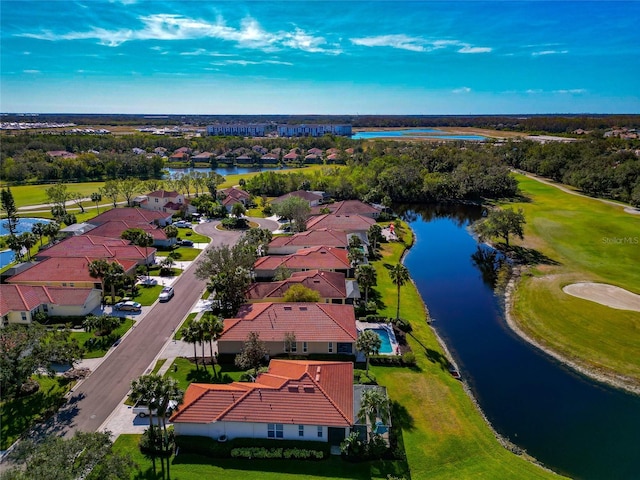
[230,447,324,460]
[370,352,416,367]
[175,436,331,459]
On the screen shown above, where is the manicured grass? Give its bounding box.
[175,312,198,340]
[8,181,107,208]
[134,284,164,306]
[506,175,640,384]
[113,434,401,480]
[0,376,73,450]
[152,358,167,374]
[72,318,135,358]
[178,231,210,243]
[155,246,202,261]
[368,222,561,479]
[163,357,245,390]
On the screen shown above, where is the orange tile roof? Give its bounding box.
[88,221,168,241]
[7,257,137,284]
[310,200,381,216]
[147,190,181,198]
[38,236,153,261]
[0,284,96,315]
[254,246,350,271]
[268,229,349,249]
[306,214,375,232]
[89,207,169,225]
[171,360,353,427]
[246,270,346,300]
[220,302,357,343]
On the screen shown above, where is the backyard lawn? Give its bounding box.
[155,246,202,261]
[72,318,135,358]
[507,175,640,385]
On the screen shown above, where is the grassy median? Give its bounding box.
[506,175,640,386]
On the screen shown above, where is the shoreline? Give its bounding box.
[504,267,640,396]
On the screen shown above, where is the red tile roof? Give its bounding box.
[0,284,96,315]
[272,190,322,204]
[310,200,381,217]
[283,152,298,159]
[246,270,347,300]
[88,221,168,241]
[254,246,350,272]
[221,187,250,201]
[306,214,375,232]
[7,257,137,284]
[89,208,169,225]
[268,228,349,249]
[147,190,181,199]
[171,360,353,427]
[220,302,357,343]
[37,235,153,261]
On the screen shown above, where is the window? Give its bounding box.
[155,198,159,203]
[303,342,308,353]
[298,425,304,437]
[21,312,27,321]
[328,342,334,353]
[290,342,297,353]
[42,304,49,313]
[268,423,283,439]
[317,426,323,438]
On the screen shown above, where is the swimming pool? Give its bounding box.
[369,328,394,354]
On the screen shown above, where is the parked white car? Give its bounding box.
[158,286,175,302]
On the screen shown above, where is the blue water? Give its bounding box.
[401,204,640,480]
[165,165,290,179]
[352,129,486,141]
[0,217,51,237]
[369,328,393,354]
[0,249,14,268]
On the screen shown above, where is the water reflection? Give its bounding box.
[470,245,506,289]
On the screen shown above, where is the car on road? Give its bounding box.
[114,301,142,312]
[179,239,194,247]
[133,400,178,417]
[173,221,192,228]
[158,286,175,302]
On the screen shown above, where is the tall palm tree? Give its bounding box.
[19,232,37,261]
[88,259,110,300]
[389,263,410,320]
[356,329,382,376]
[183,323,200,371]
[104,262,125,304]
[358,387,390,438]
[201,315,224,377]
[355,264,377,304]
[31,222,46,247]
[194,319,209,372]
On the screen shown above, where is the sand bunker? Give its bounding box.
[563,283,640,312]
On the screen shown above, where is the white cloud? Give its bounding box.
[453,87,472,94]
[350,35,491,54]
[532,50,568,56]
[212,59,293,66]
[23,69,40,74]
[18,14,340,55]
[554,89,587,94]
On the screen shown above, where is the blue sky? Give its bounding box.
[1,1,639,114]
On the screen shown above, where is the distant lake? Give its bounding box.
[165,165,290,179]
[352,128,486,141]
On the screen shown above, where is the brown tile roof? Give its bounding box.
[37,236,153,261]
[220,302,357,343]
[7,257,137,284]
[310,200,381,217]
[89,208,168,226]
[221,187,250,201]
[283,152,298,160]
[268,229,349,249]
[306,214,375,232]
[147,190,181,199]
[246,270,347,300]
[307,148,323,155]
[171,360,353,427]
[0,285,96,316]
[88,221,168,241]
[254,246,350,271]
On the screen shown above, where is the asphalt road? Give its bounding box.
[39,218,277,438]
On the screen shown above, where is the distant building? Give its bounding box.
[207,124,266,137]
[277,124,352,138]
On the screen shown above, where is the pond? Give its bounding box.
[400,204,640,480]
[164,165,290,179]
[352,128,487,141]
[0,217,52,237]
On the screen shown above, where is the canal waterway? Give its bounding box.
[400,204,640,480]
[352,128,486,141]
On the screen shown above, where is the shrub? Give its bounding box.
[175,436,330,459]
[401,352,416,366]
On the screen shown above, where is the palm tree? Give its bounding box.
[201,315,224,376]
[183,322,200,371]
[358,387,390,438]
[19,232,37,261]
[356,329,381,376]
[104,262,125,304]
[42,221,60,246]
[31,222,46,247]
[355,264,377,304]
[88,259,110,300]
[130,374,160,442]
[194,319,209,372]
[389,263,410,320]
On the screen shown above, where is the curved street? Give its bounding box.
[34,217,277,438]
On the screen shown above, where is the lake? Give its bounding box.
[352,128,487,141]
[400,204,640,480]
[165,165,289,179]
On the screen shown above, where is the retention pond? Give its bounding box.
[400,204,640,480]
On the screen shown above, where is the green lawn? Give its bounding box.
[367,222,560,479]
[174,312,198,340]
[178,231,210,243]
[155,246,202,261]
[0,376,73,450]
[113,434,403,480]
[134,284,164,306]
[507,175,640,385]
[8,181,107,208]
[163,357,245,390]
[72,318,135,358]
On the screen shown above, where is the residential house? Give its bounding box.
[169,151,190,162]
[306,214,376,236]
[1,284,101,327]
[139,190,193,216]
[282,151,299,162]
[310,200,381,219]
[89,207,171,227]
[307,148,324,156]
[86,220,174,248]
[260,153,279,163]
[218,303,357,356]
[253,246,352,279]
[246,270,359,305]
[304,153,321,164]
[7,257,138,289]
[192,152,214,162]
[235,154,253,165]
[171,359,353,445]
[220,187,251,212]
[252,145,268,155]
[35,235,156,266]
[272,190,323,207]
[268,229,350,255]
